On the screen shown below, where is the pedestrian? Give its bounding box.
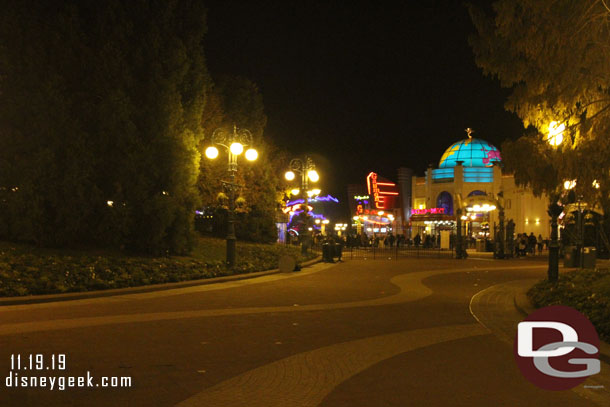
[388,233,395,248]
[528,232,537,255]
[335,234,344,261]
[519,234,527,256]
[414,234,421,246]
[537,234,544,254]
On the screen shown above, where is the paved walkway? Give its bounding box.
[1,258,604,406]
[470,279,610,406]
[177,324,488,407]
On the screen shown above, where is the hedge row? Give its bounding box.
[527,268,610,341]
[0,242,315,297]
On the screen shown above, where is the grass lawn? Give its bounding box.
[527,268,610,341]
[0,236,316,297]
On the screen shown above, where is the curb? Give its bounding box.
[513,281,610,364]
[0,256,322,306]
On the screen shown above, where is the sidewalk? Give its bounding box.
[470,278,610,406]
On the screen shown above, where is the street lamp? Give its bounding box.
[205,125,258,268]
[285,156,319,254]
[546,120,565,281]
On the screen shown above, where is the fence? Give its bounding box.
[345,245,455,260]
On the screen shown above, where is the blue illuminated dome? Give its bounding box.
[438,138,502,168]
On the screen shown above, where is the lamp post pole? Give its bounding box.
[205,125,258,268]
[545,121,565,281]
[548,199,562,282]
[224,153,238,269]
[456,208,465,259]
[496,192,505,259]
[285,156,319,255]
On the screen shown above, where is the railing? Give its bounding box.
[345,244,455,260]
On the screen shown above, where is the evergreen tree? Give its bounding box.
[0,0,210,254]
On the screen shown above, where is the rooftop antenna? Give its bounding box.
[465,127,474,139]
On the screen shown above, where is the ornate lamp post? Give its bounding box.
[285,156,319,254]
[205,125,258,268]
[495,192,505,259]
[546,121,565,281]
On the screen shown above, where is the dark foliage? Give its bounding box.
[0,0,209,254]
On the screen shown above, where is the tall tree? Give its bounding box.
[0,0,210,254]
[469,0,610,204]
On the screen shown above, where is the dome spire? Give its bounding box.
[465,127,474,139]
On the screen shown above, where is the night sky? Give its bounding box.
[204,1,524,212]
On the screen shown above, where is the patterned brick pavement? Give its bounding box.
[176,324,488,407]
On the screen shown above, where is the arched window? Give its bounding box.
[467,190,486,197]
[436,191,453,215]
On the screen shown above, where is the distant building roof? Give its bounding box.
[438,138,502,168]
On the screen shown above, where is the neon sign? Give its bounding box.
[366,172,398,209]
[286,194,339,207]
[283,203,313,214]
[354,195,369,200]
[411,208,445,215]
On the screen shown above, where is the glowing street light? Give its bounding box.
[204,125,258,268]
[564,179,576,190]
[308,170,319,182]
[547,121,565,146]
[205,146,219,159]
[291,188,300,196]
[285,156,320,203]
[284,156,320,255]
[245,148,258,161]
[230,142,244,155]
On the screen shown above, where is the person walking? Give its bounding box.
[537,234,544,255]
[528,232,537,255]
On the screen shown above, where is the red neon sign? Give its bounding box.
[411,208,445,215]
[366,172,398,209]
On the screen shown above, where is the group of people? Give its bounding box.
[343,232,438,249]
[515,232,546,257]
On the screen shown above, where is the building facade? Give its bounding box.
[411,137,550,241]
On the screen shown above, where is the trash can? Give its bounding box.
[322,243,333,263]
[563,245,577,267]
[334,243,343,261]
[485,239,493,252]
[582,247,596,269]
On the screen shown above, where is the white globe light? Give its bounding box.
[205,146,219,159]
[548,121,565,146]
[291,188,300,196]
[308,170,319,182]
[230,142,244,155]
[245,148,258,161]
[285,171,295,181]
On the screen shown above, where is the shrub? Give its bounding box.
[527,269,610,341]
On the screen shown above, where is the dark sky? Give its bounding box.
[204,0,523,211]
